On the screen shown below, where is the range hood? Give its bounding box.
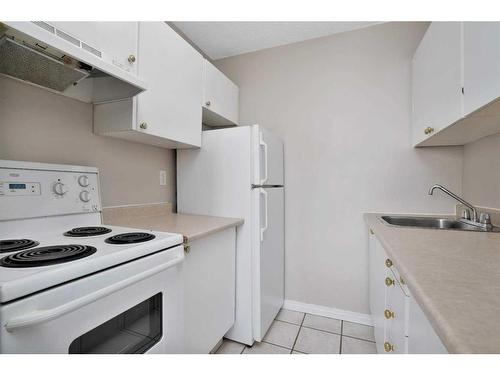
[0,22,147,103]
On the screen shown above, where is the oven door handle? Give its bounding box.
[4,254,184,332]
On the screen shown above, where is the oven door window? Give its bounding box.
[69,293,162,354]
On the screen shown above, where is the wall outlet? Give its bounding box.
[159,170,167,186]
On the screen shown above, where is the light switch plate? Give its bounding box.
[160,170,167,186]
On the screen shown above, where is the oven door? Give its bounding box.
[0,245,184,354]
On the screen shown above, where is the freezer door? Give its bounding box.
[252,126,284,186]
[252,187,285,341]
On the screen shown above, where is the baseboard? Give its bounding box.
[283,300,373,326]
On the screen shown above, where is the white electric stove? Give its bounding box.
[0,160,184,354]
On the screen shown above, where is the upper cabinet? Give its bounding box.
[50,22,139,75]
[202,60,239,126]
[411,22,463,146]
[94,22,204,148]
[412,22,500,147]
[463,22,500,116]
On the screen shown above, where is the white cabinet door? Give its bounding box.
[50,22,139,74]
[202,60,239,126]
[408,297,448,354]
[412,22,463,145]
[136,22,203,147]
[183,228,237,353]
[385,274,409,354]
[368,230,388,354]
[463,22,500,116]
[94,22,204,149]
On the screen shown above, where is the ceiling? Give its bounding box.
[173,22,381,60]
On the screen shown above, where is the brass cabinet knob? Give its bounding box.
[424,126,434,135]
[369,228,374,235]
[385,277,395,287]
[384,309,395,319]
[384,342,394,352]
[128,54,136,63]
[205,100,211,106]
[139,122,148,130]
[399,276,405,285]
[385,258,393,268]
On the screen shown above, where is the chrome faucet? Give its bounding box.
[428,184,479,222]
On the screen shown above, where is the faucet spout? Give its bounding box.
[428,184,478,222]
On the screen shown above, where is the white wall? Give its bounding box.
[463,133,500,208]
[0,75,176,207]
[216,22,464,314]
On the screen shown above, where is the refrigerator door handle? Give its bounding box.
[259,131,268,185]
[260,188,269,242]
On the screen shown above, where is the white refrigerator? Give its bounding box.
[177,124,284,345]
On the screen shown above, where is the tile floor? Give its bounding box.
[215,308,377,354]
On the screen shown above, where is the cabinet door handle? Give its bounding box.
[424,126,434,135]
[128,54,136,63]
[384,342,394,352]
[385,277,395,287]
[385,258,393,267]
[205,100,211,106]
[139,122,148,130]
[384,309,395,319]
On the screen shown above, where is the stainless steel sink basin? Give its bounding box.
[381,216,500,232]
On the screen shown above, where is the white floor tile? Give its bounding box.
[276,308,305,325]
[243,342,291,354]
[263,320,301,349]
[342,321,375,342]
[341,336,377,354]
[294,327,341,354]
[302,314,342,334]
[215,339,245,354]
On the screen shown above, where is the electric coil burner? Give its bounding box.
[105,232,156,244]
[64,226,112,237]
[0,239,39,253]
[0,245,97,268]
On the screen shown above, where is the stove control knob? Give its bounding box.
[79,190,91,203]
[78,175,89,187]
[53,182,67,196]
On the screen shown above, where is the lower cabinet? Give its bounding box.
[407,298,448,354]
[368,229,448,354]
[384,269,409,354]
[182,228,236,353]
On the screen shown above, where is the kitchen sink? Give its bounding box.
[380,215,500,232]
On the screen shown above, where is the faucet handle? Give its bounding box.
[461,208,471,220]
[480,212,491,225]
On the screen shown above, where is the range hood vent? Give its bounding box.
[0,36,90,92]
[0,22,146,103]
